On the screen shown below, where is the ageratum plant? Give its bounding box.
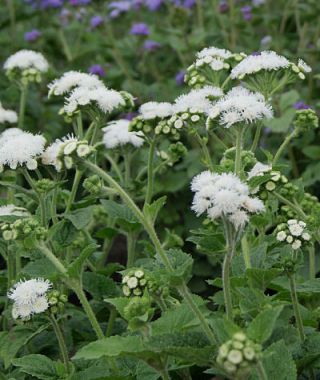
[0,45,319,380]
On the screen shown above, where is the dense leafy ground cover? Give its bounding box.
[1,1,320,379]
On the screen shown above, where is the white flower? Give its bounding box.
[231,51,290,79]
[286,235,293,243]
[298,59,311,73]
[191,172,264,229]
[0,130,46,170]
[288,223,304,237]
[0,204,29,217]
[64,87,125,115]
[247,162,272,179]
[302,232,311,241]
[276,231,287,241]
[127,277,138,289]
[4,50,49,73]
[42,135,78,171]
[8,278,52,319]
[0,102,18,124]
[173,86,223,114]
[287,219,298,225]
[48,71,104,96]
[292,239,301,250]
[208,86,273,128]
[139,102,173,120]
[197,46,233,60]
[102,119,144,149]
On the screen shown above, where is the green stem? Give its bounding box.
[6,0,16,38]
[235,128,243,175]
[7,245,15,285]
[194,132,214,170]
[105,154,124,184]
[228,0,236,49]
[58,29,73,62]
[123,151,131,188]
[256,361,268,380]
[273,130,297,165]
[82,160,216,344]
[309,245,316,279]
[251,123,262,152]
[65,170,82,213]
[76,112,83,139]
[241,234,251,269]
[49,315,70,372]
[37,242,67,274]
[144,139,156,207]
[126,233,136,267]
[222,252,233,320]
[73,285,104,340]
[289,274,305,341]
[196,0,204,30]
[273,192,307,220]
[106,307,117,337]
[18,84,28,130]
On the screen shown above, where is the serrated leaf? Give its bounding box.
[100,200,140,232]
[104,297,129,319]
[65,206,94,230]
[49,220,78,248]
[246,268,282,290]
[12,354,61,380]
[22,258,58,277]
[164,249,193,285]
[247,306,283,343]
[143,196,166,225]
[83,272,118,299]
[67,243,97,279]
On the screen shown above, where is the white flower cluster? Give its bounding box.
[0,102,18,124]
[191,171,265,229]
[0,128,46,170]
[276,219,311,250]
[231,51,290,79]
[247,162,272,180]
[195,46,235,72]
[8,278,52,319]
[103,119,144,149]
[122,269,147,297]
[207,86,273,128]
[42,135,92,171]
[0,204,29,217]
[139,102,174,120]
[4,50,49,73]
[49,71,130,116]
[48,71,104,96]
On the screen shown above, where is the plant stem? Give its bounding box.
[38,242,67,274]
[194,132,214,170]
[144,139,156,207]
[256,361,268,380]
[105,154,124,184]
[235,128,243,175]
[251,123,262,152]
[6,0,16,38]
[76,112,83,138]
[106,307,117,337]
[58,29,73,62]
[273,130,297,165]
[126,233,136,267]
[18,84,28,130]
[222,252,233,320]
[228,0,236,49]
[309,245,316,279]
[241,233,251,269]
[73,285,104,340]
[289,274,305,341]
[49,315,70,372]
[82,160,216,344]
[273,192,307,220]
[65,170,82,213]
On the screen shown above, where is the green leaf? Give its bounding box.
[65,206,94,230]
[164,248,193,285]
[100,200,140,232]
[83,272,118,299]
[246,268,282,290]
[247,306,283,343]
[73,336,146,360]
[22,258,58,277]
[252,340,297,380]
[263,108,295,133]
[143,196,166,224]
[104,297,129,319]
[49,220,78,248]
[0,324,48,368]
[12,354,61,380]
[302,145,320,160]
[67,243,97,279]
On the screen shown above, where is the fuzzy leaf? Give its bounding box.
[67,243,97,279]
[12,354,62,380]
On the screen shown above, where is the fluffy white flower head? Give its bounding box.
[8,278,52,319]
[197,46,233,60]
[48,71,104,97]
[0,204,29,217]
[247,162,272,180]
[4,50,49,73]
[63,86,125,115]
[191,171,264,229]
[42,135,78,171]
[297,59,311,73]
[139,102,174,120]
[173,86,223,114]
[103,119,144,149]
[208,86,273,128]
[231,51,290,79]
[0,130,46,170]
[0,102,18,124]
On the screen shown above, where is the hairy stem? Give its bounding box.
[65,169,82,213]
[289,274,305,341]
[144,139,156,207]
[256,361,268,380]
[235,128,243,175]
[273,130,297,165]
[49,315,70,372]
[309,245,316,279]
[18,84,28,130]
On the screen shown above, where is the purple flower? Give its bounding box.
[88,64,106,77]
[241,5,252,21]
[24,29,41,42]
[69,0,90,5]
[175,70,185,86]
[108,1,131,18]
[90,15,104,28]
[130,23,150,36]
[41,0,63,8]
[171,0,195,8]
[143,40,161,51]
[293,101,311,110]
[145,0,163,11]
[219,0,229,13]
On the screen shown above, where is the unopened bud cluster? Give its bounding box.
[6,68,43,85]
[1,218,46,241]
[47,290,68,314]
[221,149,256,173]
[122,269,148,297]
[123,296,152,322]
[290,59,312,80]
[293,109,318,132]
[35,179,56,194]
[276,219,311,250]
[217,332,261,378]
[83,175,102,195]
[57,139,93,171]
[158,142,187,167]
